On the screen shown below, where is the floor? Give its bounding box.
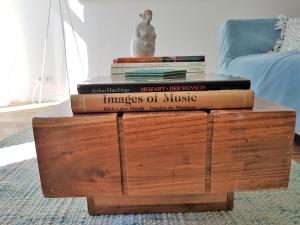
[0,102,59,140]
[0,102,300,164]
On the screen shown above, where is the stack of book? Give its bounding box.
[111,56,206,76]
[71,73,255,113]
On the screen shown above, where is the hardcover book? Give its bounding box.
[77,74,251,94]
[113,55,205,63]
[111,66,205,75]
[111,61,206,68]
[125,69,187,79]
[71,90,255,113]
[111,61,206,75]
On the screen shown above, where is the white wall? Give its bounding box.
[2,0,300,103]
[0,0,68,104]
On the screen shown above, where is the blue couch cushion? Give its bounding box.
[226,51,300,134]
[219,18,280,72]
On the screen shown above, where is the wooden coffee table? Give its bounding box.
[33,98,295,215]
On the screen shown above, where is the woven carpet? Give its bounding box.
[0,128,34,148]
[0,129,300,225]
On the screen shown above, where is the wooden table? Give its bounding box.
[32,98,295,215]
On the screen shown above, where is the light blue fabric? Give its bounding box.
[219,19,300,134]
[219,18,280,72]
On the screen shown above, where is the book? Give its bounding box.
[77,74,251,94]
[111,66,205,75]
[111,61,206,68]
[113,55,205,63]
[71,90,255,113]
[125,69,187,79]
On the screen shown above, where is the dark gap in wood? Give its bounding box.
[294,133,300,147]
[117,115,128,195]
[205,114,213,192]
[86,198,96,215]
[226,192,234,210]
[117,112,124,117]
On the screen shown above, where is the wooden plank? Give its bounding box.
[211,108,295,192]
[87,192,234,215]
[33,114,122,197]
[253,98,295,112]
[123,111,207,195]
[87,203,229,215]
[89,193,229,206]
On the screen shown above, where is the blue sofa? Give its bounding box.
[219,18,300,134]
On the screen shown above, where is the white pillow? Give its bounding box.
[280,18,300,52]
[273,15,300,52]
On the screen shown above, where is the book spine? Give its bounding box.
[111,71,205,76]
[77,81,250,94]
[113,56,205,63]
[71,90,254,113]
[111,66,206,74]
[111,62,206,68]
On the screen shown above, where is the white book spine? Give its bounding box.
[111,71,206,76]
[111,61,206,68]
[111,66,206,74]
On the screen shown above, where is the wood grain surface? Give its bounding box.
[210,109,295,192]
[87,192,234,215]
[31,98,296,215]
[122,111,208,195]
[33,114,122,197]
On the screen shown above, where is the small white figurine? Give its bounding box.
[131,9,156,57]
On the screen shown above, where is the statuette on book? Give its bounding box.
[131,9,156,57]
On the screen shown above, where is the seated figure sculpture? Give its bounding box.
[131,9,156,57]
